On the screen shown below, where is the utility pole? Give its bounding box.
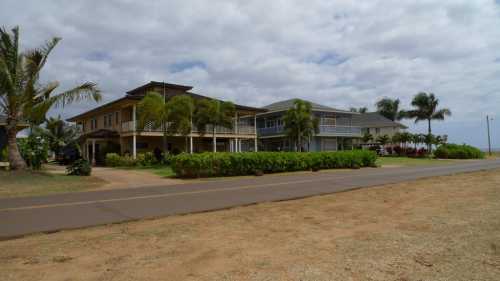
[486,115,492,156]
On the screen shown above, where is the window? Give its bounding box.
[265,119,275,128]
[103,115,107,127]
[375,128,380,134]
[90,118,97,130]
[320,117,336,126]
[115,112,119,125]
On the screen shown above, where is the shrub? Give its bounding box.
[66,159,92,176]
[171,151,377,178]
[435,143,484,159]
[137,152,157,166]
[0,147,7,162]
[18,135,49,170]
[105,153,138,167]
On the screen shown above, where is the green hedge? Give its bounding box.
[434,143,485,159]
[105,152,159,167]
[171,151,377,178]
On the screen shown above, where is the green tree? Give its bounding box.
[361,132,373,144]
[391,132,402,146]
[376,134,390,147]
[283,99,319,152]
[400,131,412,150]
[405,92,451,153]
[375,98,406,121]
[350,107,368,113]
[167,95,195,152]
[137,92,170,152]
[411,133,426,150]
[0,26,101,169]
[193,99,235,152]
[37,116,79,158]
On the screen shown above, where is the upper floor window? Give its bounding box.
[115,112,119,125]
[91,118,97,130]
[320,117,336,126]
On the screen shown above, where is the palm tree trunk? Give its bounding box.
[212,126,216,152]
[6,122,27,170]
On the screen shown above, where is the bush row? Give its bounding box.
[171,151,378,178]
[105,152,172,167]
[434,143,484,159]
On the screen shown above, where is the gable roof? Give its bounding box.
[352,112,408,129]
[126,81,194,95]
[262,99,353,114]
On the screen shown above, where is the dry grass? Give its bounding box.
[1,169,500,281]
[0,170,106,198]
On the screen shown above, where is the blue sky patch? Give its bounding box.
[169,60,207,73]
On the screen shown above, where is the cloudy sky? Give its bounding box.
[3,0,500,148]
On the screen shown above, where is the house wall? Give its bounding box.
[365,126,402,138]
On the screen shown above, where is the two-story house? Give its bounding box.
[256,99,362,151]
[67,81,265,164]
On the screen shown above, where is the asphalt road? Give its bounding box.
[1,159,500,239]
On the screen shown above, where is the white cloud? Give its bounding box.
[2,0,500,147]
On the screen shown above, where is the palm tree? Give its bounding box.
[405,92,451,153]
[361,132,373,144]
[391,132,402,147]
[282,99,319,152]
[193,99,235,152]
[375,98,406,121]
[38,116,79,159]
[0,26,101,169]
[137,92,170,152]
[167,95,195,152]
[400,131,412,151]
[411,133,426,150]
[376,134,390,147]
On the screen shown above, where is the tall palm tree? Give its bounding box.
[282,99,319,152]
[375,98,406,121]
[137,92,170,152]
[405,92,451,153]
[193,99,235,152]
[167,95,194,152]
[0,26,101,169]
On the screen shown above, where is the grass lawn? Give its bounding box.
[0,170,106,198]
[377,156,461,167]
[1,169,499,280]
[116,165,176,178]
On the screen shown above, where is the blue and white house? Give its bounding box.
[257,99,362,151]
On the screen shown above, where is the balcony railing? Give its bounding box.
[121,120,256,135]
[258,125,362,136]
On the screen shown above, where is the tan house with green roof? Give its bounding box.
[67,81,265,164]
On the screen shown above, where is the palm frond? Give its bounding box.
[48,82,101,108]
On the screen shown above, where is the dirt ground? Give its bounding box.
[1,169,500,281]
[46,164,183,189]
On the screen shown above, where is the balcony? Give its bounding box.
[258,125,362,137]
[121,120,256,135]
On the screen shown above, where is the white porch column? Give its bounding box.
[91,139,96,165]
[132,134,137,159]
[238,139,242,152]
[235,138,239,152]
[132,104,137,159]
[189,135,193,154]
[254,114,258,152]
